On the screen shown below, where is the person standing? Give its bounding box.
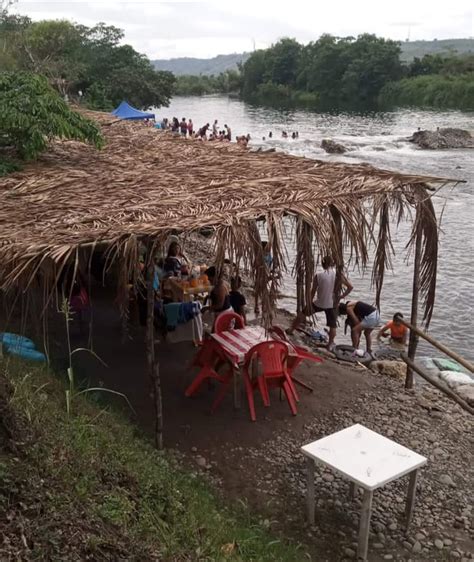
[287,256,352,350]
[212,119,219,136]
[180,118,188,136]
[224,124,231,141]
[338,301,380,354]
[187,118,193,136]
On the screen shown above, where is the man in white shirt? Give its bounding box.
[287,256,352,350]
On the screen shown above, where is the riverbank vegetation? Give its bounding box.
[174,69,241,95]
[176,35,473,111]
[0,14,175,111]
[0,358,303,560]
[0,72,103,175]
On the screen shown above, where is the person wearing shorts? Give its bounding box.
[338,301,381,354]
[287,256,352,350]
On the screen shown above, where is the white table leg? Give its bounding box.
[306,457,315,525]
[357,489,373,561]
[405,469,419,530]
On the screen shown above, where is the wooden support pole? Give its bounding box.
[401,353,474,415]
[406,220,423,389]
[146,254,163,449]
[401,319,474,374]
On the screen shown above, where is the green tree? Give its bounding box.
[0,71,103,161]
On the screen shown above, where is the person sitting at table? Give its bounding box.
[202,266,232,319]
[229,276,247,323]
[164,242,188,276]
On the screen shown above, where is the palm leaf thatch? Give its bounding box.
[0,110,460,325]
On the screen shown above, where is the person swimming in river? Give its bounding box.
[282,131,288,138]
[378,312,408,346]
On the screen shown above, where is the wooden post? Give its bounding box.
[401,353,474,415]
[401,319,474,373]
[146,253,163,450]
[406,219,423,389]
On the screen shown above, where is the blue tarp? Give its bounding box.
[111,101,155,120]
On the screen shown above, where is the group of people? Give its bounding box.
[287,256,408,356]
[160,117,234,142]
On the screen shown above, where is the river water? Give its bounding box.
[162,96,474,361]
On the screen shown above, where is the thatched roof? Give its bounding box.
[0,110,458,323]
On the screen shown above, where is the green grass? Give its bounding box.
[0,358,306,561]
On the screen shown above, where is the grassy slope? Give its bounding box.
[0,358,304,561]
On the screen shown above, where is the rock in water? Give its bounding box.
[321,139,347,153]
[409,128,474,149]
[456,384,474,406]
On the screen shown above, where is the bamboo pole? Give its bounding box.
[406,220,422,389]
[401,319,474,374]
[145,252,163,450]
[401,354,474,415]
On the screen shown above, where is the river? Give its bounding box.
[161,96,474,362]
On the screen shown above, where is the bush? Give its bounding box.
[0,71,104,160]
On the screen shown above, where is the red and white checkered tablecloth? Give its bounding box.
[210,326,271,365]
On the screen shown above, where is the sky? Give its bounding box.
[11,0,474,59]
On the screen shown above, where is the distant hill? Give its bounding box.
[153,39,473,76]
[399,38,474,61]
[153,53,250,76]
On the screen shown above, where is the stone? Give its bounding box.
[321,139,347,154]
[457,384,474,406]
[388,523,397,531]
[383,556,394,560]
[195,456,207,468]
[415,532,425,541]
[412,541,422,553]
[344,547,356,558]
[323,473,335,482]
[409,128,474,149]
[444,539,453,546]
[434,539,444,549]
[450,552,461,559]
[374,543,384,549]
[191,446,197,453]
[439,474,456,487]
[434,447,445,456]
[372,360,407,380]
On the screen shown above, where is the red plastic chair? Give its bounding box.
[185,339,232,398]
[242,340,297,422]
[214,311,245,334]
[269,325,323,393]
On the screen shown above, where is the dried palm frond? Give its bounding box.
[0,110,462,325]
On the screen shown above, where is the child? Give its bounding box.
[378,312,408,345]
[229,276,246,323]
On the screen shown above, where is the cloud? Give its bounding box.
[12,0,474,59]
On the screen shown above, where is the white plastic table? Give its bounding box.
[302,424,427,561]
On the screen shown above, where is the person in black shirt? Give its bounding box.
[338,301,381,354]
[229,276,246,323]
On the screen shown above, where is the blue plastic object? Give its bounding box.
[0,332,36,349]
[5,346,46,363]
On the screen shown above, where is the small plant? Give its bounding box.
[61,297,134,416]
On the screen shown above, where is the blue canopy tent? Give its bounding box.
[112,101,155,120]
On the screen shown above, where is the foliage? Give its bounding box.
[241,34,403,106]
[0,156,20,175]
[407,53,474,77]
[379,74,474,110]
[0,15,175,110]
[174,69,241,96]
[0,71,103,160]
[0,358,305,560]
